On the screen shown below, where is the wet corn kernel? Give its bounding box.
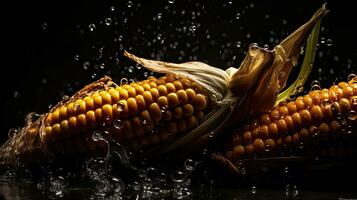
[226,82,357,162]
[42,74,209,154]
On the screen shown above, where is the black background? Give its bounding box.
[0,0,356,143]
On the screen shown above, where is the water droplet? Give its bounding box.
[92,131,103,141]
[74,54,79,61]
[127,1,133,8]
[208,131,215,138]
[114,119,123,130]
[293,185,299,197]
[285,184,291,196]
[168,0,175,3]
[322,98,331,108]
[263,44,269,49]
[62,95,69,101]
[157,13,162,20]
[73,103,80,111]
[347,73,356,82]
[118,35,123,41]
[118,102,125,112]
[312,126,320,137]
[240,167,246,175]
[352,97,357,106]
[128,66,134,73]
[13,91,20,98]
[348,110,357,121]
[105,18,112,26]
[236,41,242,48]
[236,13,241,20]
[296,85,304,93]
[171,170,186,183]
[264,144,271,152]
[120,78,128,85]
[141,119,148,125]
[251,186,256,194]
[8,129,18,138]
[83,61,90,70]
[310,80,321,91]
[184,159,196,171]
[326,38,333,46]
[299,141,304,149]
[41,22,48,30]
[110,6,115,11]
[89,23,96,31]
[91,73,97,79]
[48,104,53,109]
[100,63,105,69]
[189,25,197,32]
[284,166,289,174]
[143,72,149,77]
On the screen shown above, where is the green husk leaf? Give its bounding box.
[276,9,323,104]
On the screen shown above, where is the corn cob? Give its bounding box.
[41,74,209,155]
[224,79,357,164]
[0,4,327,165]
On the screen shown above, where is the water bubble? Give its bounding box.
[310,80,321,90]
[127,1,133,8]
[128,66,134,73]
[118,102,125,112]
[347,73,356,82]
[189,25,197,32]
[236,41,242,48]
[141,119,148,125]
[73,103,80,111]
[184,159,196,171]
[91,73,97,79]
[114,119,124,130]
[326,38,333,46]
[62,95,69,101]
[48,104,53,109]
[236,13,241,20]
[8,129,18,138]
[322,98,331,108]
[293,185,299,197]
[251,186,256,194]
[100,63,105,69]
[105,18,112,26]
[110,6,115,11]
[89,23,96,31]
[296,85,304,93]
[83,61,90,70]
[312,126,320,137]
[208,131,215,138]
[41,22,48,30]
[348,110,357,121]
[352,97,357,106]
[92,131,104,141]
[13,91,20,98]
[263,44,269,49]
[120,78,128,85]
[284,166,289,174]
[157,13,162,20]
[118,35,123,41]
[171,170,186,183]
[74,54,79,61]
[285,184,291,197]
[168,0,175,3]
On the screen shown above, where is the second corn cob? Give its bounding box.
[224,79,357,164]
